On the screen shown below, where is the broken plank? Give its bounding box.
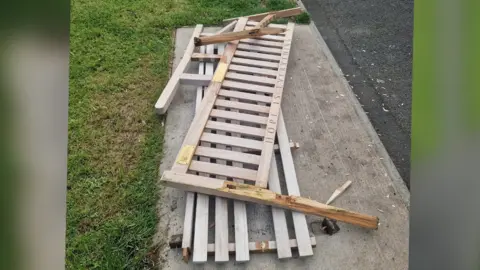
[155,25,203,114]
[224,7,303,23]
[160,171,379,229]
[277,110,313,256]
[255,14,276,29]
[194,27,286,46]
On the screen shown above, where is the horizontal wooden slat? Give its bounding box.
[218,89,272,103]
[179,73,212,86]
[210,109,268,125]
[240,39,283,48]
[228,64,278,77]
[237,43,282,55]
[225,72,276,86]
[254,34,285,42]
[204,237,317,254]
[205,120,266,137]
[235,50,281,62]
[189,161,257,181]
[215,99,270,114]
[223,79,275,93]
[200,132,263,150]
[191,53,221,62]
[195,146,260,165]
[231,57,279,69]
[246,20,288,29]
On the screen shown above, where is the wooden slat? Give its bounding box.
[181,44,206,262]
[215,99,270,114]
[256,22,294,188]
[210,109,268,125]
[224,7,303,23]
[223,79,275,93]
[247,20,288,29]
[268,155,293,258]
[216,20,237,34]
[204,237,316,254]
[277,110,313,256]
[254,34,285,42]
[200,133,263,150]
[191,53,221,62]
[189,161,257,182]
[218,89,272,103]
[237,43,283,55]
[240,38,284,49]
[179,73,212,86]
[229,64,278,77]
[194,27,285,46]
[225,72,276,86]
[205,120,266,138]
[235,50,282,62]
[245,25,286,36]
[195,146,260,165]
[192,44,215,264]
[160,171,380,229]
[155,25,203,114]
[171,18,248,174]
[231,57,279,69]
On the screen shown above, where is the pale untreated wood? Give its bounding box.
[215,99,270,114]
[160,171,380,229]
[200,133,263,150]
[204,237,316,254]
[225,72,277,86]
[246,20,287,29]
[277,110,313,256]
[216,20,237,34]
[210,109,268,125]
[223,79,275,93]
[224,7,303,23]
[245,26,286,36]
[194,27,285,46]
[218,89,272,103]
[171,18,248,174]
[240,38,283,48]
[237,43,283,55]
[256,22,295,188]
[254,34,286,42]
[268,155,293,258]
[155,25,203,114]
[326,180,353,205]
[195,146,261,165]
[189,161,257,182]
[179,73,212,86]
[191,53,221,62]
[255,14,276,29]
[231,57,279,69]
[205,120,266,138]
[229,64,278,77]
[235,50,282,62]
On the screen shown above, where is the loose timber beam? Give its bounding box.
[194,27,286,47]
[254,14,276,29]
[155,25,203,115]
[223,7,303,24]
[161,171,379,229]
[215,20,238,35]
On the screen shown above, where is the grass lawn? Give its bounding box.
[68,0,307,268]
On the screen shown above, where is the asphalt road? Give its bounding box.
[301,0,413,187]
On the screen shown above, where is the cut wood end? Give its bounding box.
[182,248,190,263]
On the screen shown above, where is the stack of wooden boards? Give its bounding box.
[155,8,379,264]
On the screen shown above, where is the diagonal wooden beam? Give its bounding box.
[254,14,276,29]
[223,7,303,24]
[194,27,285,46]
[160,170,379,229]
